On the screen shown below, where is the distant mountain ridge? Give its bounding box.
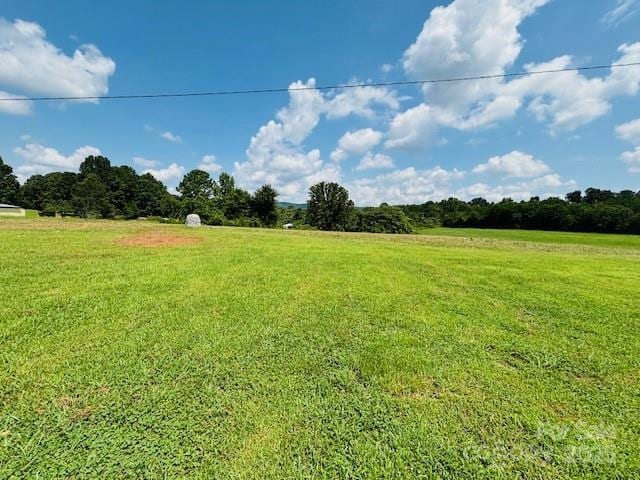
[277,201,307,209]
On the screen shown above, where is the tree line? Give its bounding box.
[0,155,413,232]
[0,155,279,226]
[1,155,639,234]
[397,190,640,234]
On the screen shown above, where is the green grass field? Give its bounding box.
[419,227,640,249]
[1,219,639,479]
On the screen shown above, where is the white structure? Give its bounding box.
[283,223,294,229]
[185,213,201,227]
[0,204,25,217]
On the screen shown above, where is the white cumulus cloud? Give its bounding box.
[143,163,185,183]
[348,166,576,205]
[472,150,551,178]
[348,166,465,205]
[0,90,32,115]
[456,174,577,202]
[325,83,400,119]
[616,118,640,172]
[334,128,383,157]
[616,118,640,144]
[501,44,640,132]
[384,0,640,148]
[385,104,444,150]
[0,18,115,114]
[161,131,182,143]
[330,149,347,163]
[133,156,159,168]
[403,0,549,114]
[356,152,395,171]
[13,143,101,180]
[234,78,398,201]
[621,147,640,172]
[198,155,222,174]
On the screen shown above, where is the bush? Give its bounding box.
[205,212,225,226]
[350,205,413,234]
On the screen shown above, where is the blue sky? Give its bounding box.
[1,0,640,204]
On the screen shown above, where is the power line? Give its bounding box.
[1,62,639,102]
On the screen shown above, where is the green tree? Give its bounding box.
[470,197,489,206]
[566,190,582,203]
[0,157,20,204]
[177,169,220,222]
[18,174,47,210]
[591,204,633,232]
[111,165,139,216]
[584,188,614,204]
[217,172,235,198]
[79,156,113,182]
[40,172,77,215]
[210,172,252,220]
[221,188,251,219]
[251,184,278,226]
[136,173,171,217]
[18,172,77,213]
[72,173,114,217]
[306,182,354,231]
[178,170,215,199]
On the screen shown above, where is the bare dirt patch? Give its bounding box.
[118,232,202,247]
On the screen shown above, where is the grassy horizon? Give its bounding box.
[419,226,640,249]
[1,219,639,478]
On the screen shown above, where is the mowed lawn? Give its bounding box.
[1,219,639,479]
[420,227,640,249]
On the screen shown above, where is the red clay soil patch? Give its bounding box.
[118,232,202,247]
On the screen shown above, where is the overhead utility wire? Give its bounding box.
[1,62,639,102]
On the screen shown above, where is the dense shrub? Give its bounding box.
[350,205,413,234]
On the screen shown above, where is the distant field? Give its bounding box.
[1,219,639,478]
[419,227,640,249]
